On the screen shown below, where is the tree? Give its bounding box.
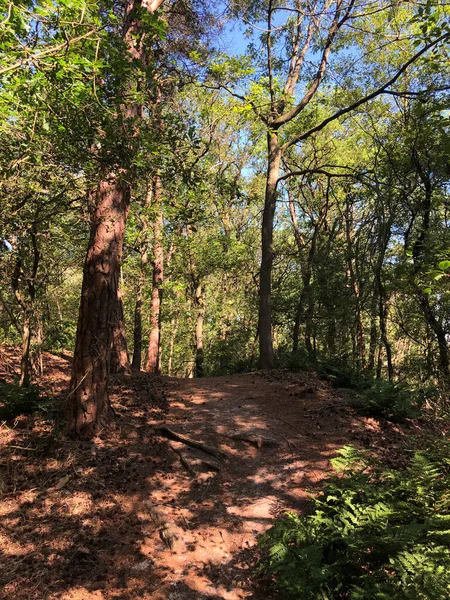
[211,0,449,368]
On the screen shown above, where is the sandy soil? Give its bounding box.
[0,347,421,599]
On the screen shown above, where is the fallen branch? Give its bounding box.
[157,426,225,459]
[230,432,281,449]
[169,443,197,478]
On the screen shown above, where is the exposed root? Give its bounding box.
[157,426,226,459]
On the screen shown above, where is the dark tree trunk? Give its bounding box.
[145,176,164,374]
[194,282,205,378]
[110,284,131,374]
[292,293,304,354]
[259,131,281,369]
[375,269,393,380]
[131,266,146,371]
[19,312,31,387]
[411,157,450,384]
[344,198,366,368]
[368,290,378,372]
[67,178,130,439]
[167,316,178,376]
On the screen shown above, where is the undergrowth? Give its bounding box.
[347,380,423,421]
[0,381,47,420]
[258,443,450,599]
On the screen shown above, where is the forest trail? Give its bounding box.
[0,350,394,600]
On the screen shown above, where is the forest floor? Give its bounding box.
[0,346,429,600]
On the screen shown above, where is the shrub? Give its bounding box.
[258,444,450,599]
[348,380,422,421]
[0,382,45,420]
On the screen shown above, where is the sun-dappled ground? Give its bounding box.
[0,347,436,599]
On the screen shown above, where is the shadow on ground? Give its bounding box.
[0,351,417,599]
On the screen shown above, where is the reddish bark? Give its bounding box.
[110,285,131,374]
[67,178,130,439]
[145,176,164,374]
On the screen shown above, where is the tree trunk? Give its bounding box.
[344,198,366,368]
[259,131,281,369]
[131,266,146,371]
[67,178,130,439]
[145,176,164,374]
[167,316,178,376]
[110,284,131,374]
[194,282,205,377]
[376,271,393,380]
[19,312,31,387]
[368,290,378,372]
[416,286,449,381]
[411,157,450,385]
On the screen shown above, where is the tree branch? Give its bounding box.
[282,33,450,151]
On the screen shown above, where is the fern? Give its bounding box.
[258,443,450,599]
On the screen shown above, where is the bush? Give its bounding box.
[348,380,422,421]
[0,381,45,420]
[258,444,450,599]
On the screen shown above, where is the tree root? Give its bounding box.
[157,426,225,459]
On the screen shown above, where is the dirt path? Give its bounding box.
[0,351,382,599]
[139,371,358,599]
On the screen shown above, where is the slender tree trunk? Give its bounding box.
[131,265,146,371]
[145,176,164,374]
[259,130,281,369]
[167,316,178,376]
[67,178,130,439]
[292,293,304,353]
[194,282,205,377]
[411,158,450,384]
[36,316,44,377]
[327,317,336,356]
[368,290,378,372]
[344,198,366,368]
[376,343,383,379]
[110,285,131,373]
[19,312,31,387]
[376,270,393,380]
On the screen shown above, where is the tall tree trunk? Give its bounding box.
[411,156,450,384]
[368,291,378,373]
[344,198,366,368]
[145,176,164,374]
[67,178,130,439]
[292,294,304,354]
[131,265,146,371]
[131,180,152,371]
[194,282,205,378]
[167,316,178,376]
[110,285,131,374]
[259,130,281,369]
[377,275,393,380]
[19,312,31,387]
[36,316,44,377]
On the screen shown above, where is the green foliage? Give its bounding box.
[258,444,450,599]
[0,382,46,420]
[348,381,422,421]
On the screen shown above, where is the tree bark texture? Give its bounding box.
[145,176,164,374]
[110,284,131,374]
[259,131,281,369]
[67,178,130,439]
[194,282,205,378]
